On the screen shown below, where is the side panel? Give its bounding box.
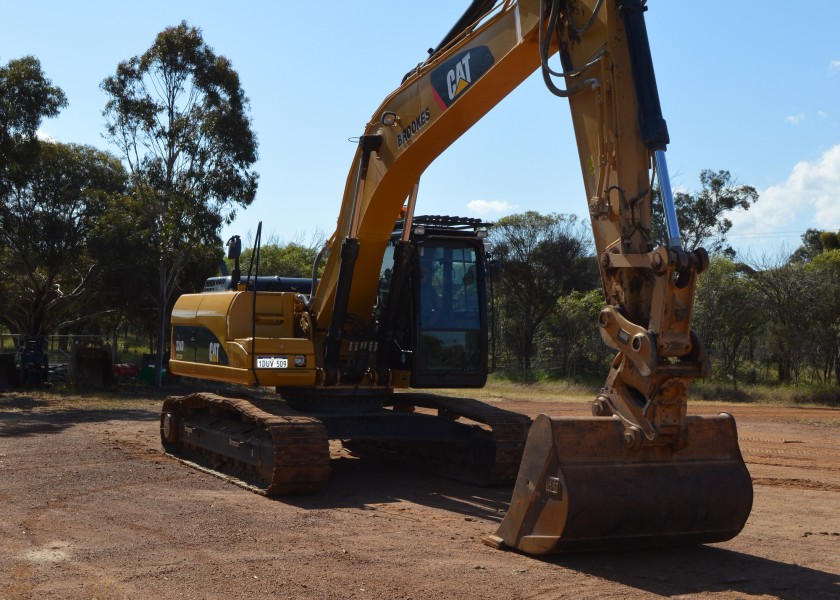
[169,291,316,387]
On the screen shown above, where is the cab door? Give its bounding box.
[411,238,488,387]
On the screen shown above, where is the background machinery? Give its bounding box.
[162,0,753,553]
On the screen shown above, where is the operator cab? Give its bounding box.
[377,215,492,388]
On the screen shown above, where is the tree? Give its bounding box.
[804,250,840,384]
[490,211,594,378]
[235,240,322,279]
[652,169,758,257]
[693,257,765,389]
[87,192,219,352]
[790,228,826,263]
[0,142,128,341]
[0,55,67,176]
[1,56,67,340]
[539,289,609,378]
[101,21,259,386]
[820,231,840,252]
[745,254,815,384]
[790,228,840,263]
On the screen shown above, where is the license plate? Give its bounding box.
[256,356,288,369]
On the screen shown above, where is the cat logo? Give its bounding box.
[209,342,220,363]
[431,46,494,110]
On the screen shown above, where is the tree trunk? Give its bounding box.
[154,256,167,389]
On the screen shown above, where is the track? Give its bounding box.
[160,393,331,495]
[160,391,532,495]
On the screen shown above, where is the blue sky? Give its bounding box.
[3,1,840,258]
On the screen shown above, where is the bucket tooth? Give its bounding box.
[484,413,753,554]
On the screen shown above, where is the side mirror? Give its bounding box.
[226,235,242,290]
[226,235,242,260]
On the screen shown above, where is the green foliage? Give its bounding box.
[0,55,67,160]
[819,231,840,251]
[652,169,758,257]
[101,21,258,224]
[490,211,595,378]
[236,241,319,279]
[88,192,219,325]
[745,255,818,384]
[101,20,260,304]
[1,55,69,228]
[0,141,128,338]
[539,289,609,378]
[693,257,765,388]
[790,228,826,262]
[803,249,840,384]
[791,228,840,262]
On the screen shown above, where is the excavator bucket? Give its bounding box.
[484,413,753,554]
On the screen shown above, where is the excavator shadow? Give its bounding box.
[539,545,839,600]
[275,452,513,523]
[263,455,840,599]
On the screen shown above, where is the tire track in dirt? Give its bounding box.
[751,477,840,493]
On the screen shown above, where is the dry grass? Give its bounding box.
[691,380,840,408]
[0,386,164,413]
[794,417,840,428]
[414,377,596,404]
[4,375,839,413]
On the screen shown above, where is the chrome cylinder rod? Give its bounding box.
[654,150,682,249]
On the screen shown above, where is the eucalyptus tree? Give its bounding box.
[1,56,72,341]
[651,169,758,257]
[235,239,323,280]
[490,211,594,378]
[0,142,128,341]
[745,255,815,384]
[101,21,258,385]
[693,257,765,389]
[0,55,67,178]
[804,250,840,384]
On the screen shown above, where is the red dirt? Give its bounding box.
[1,392,838,599]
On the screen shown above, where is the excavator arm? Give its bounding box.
[308,0,751,552]
[557,0,713,450]
[313,0,708,448]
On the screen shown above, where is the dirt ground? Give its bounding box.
[0,389,838,600]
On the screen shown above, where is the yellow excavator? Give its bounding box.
[162,0,753,553]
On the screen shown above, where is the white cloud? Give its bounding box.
[466,199,516,215]
[830,59,840,74]
[785,113,806,125]
[730,144,840,236]
[817,110,827,119]
[36,129,57,142]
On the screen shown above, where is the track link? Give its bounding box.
[161,393,330,495]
